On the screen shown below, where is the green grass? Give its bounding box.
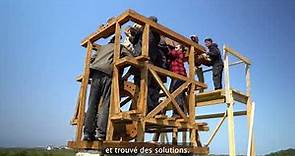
[0,148,75,156]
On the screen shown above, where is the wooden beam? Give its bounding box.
[75,41,93,142]
[224,45,251,65]
[205,111,227,146]
[188,46,197,146]
[229,60,244,67]
[246,64,251,96]
[196,89,225,103]
[145,81,190,119]
[149,64,207,89]
[127,9,206,54]
[247,98,256,156]
[106,22,121,141]
[196,99,226,107]
[196,111,247,120]
[80,10,130,47]
[149,68,188,121]
[232,89,249,104]
[135,23,150,142]
[145,118,207,129]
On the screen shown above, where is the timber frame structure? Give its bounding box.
[68,9,256,156]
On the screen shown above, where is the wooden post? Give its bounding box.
[224,45,236,156]
[172,128,178,145]
[136,24,149,141]
[247,102,255,156]
[246,64,251,96]
[223,45,231,103]
[75,41,93,142]
[188,46,197,146]
[182,130,187,145]
[227,98,236,156]
[106,22,121,141]
[246,63,256,156]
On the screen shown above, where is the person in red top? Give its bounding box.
[168,44,187,118]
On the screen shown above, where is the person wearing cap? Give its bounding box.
[190,35,199,44]
[204,38,224,90]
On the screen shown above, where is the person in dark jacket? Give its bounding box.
[83,37,129,141]
[204,38,224,90]
[128,16,165,113]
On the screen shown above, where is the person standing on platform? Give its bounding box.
[204,38,224,90]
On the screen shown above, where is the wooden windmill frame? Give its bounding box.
[68,9,255,156]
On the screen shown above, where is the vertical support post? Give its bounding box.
[247,102,255,156]
[172,128,178,145]
[223,45,231,103]
[136,24,149,141]
[224,45,236,155]
[246,64,251,96]
[75,41,93,142]
[142,24,150,57]
[246,63,256,156]
[188,46,196,146]
[106,22,121,141]
[227,98,236,156]
[182,130,187,145]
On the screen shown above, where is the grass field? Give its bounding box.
[0,148,75,156]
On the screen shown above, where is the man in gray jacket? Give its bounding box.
[83,37,129,141]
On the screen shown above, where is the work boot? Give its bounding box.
[83,134,96,141]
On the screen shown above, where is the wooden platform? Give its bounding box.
[196,89,249,107]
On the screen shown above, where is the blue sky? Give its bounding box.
[0,0,294,155]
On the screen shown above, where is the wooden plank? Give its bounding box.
[224,45,251,65]
[196,89,225,103]
[127,9,206,54]
[232,89,249,104]
[196,99,226,107]
[146,126,209,133]
[196,111,247,120]
[75,41,93,142]
[145,118,207,130]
